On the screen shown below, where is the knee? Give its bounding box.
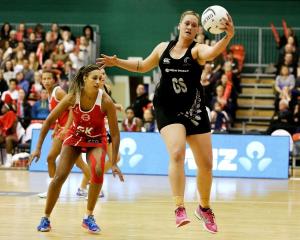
[52,173,68,186]
[90,159,104,184]
[199,154,213,172]
[75,160,86,170]
[117,154,121,163]
[169,148,185,165]
[74,161,80,168]
[89,151,105,184]
[47,153,57,164]
[90,169,104,184]
[202,161,213,172]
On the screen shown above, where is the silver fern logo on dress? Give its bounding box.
[163,58,170,64]
[184,57,190,63]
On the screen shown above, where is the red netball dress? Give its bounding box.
[49,86,69,139]
[122,117,139,132]
[63,89,107,149]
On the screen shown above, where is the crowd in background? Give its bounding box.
[0,22,96,166]
[267,27,300,138]
[1,21,299,166]
[121,26,300,138]
[0,22,243,162]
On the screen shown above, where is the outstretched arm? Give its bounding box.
[197,14,235,62]
[96,42,167,73]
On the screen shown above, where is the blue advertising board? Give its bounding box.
[29,129,82,173]
[29,130,290,179]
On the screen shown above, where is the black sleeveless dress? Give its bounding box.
[153,40,211,135]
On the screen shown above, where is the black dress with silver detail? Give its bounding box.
[153,40,210,135]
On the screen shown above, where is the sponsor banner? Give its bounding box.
[29,129,82,173]
[29,130,289,179]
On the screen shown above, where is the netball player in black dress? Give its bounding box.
[96,10,234,233]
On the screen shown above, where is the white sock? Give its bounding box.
[5,154,13,166]
[7,153,12,161]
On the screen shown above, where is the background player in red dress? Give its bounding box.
[99,68,122,173]
[30,65,123,233]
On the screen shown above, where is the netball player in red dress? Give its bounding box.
[30,65,123,233]
[75,68,122,198]
[37,70,90,198]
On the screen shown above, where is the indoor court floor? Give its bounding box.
[0,169,299,240]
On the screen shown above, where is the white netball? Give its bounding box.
[201,5,229,34]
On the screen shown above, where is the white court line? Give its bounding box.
[83,200,300,205]
[212,200,300,205]
[2,199,300,206]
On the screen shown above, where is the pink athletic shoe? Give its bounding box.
[194,205,218,233]
[175,206,190,228]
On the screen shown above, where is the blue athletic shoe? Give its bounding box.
[82,215,101,233]
[37,217,51,232]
